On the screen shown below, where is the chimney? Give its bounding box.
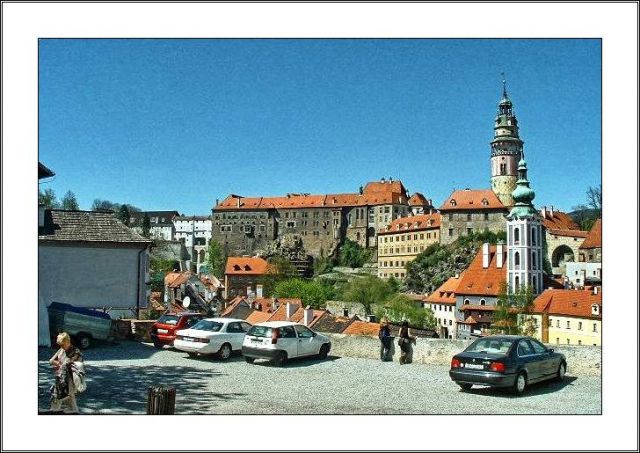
[593,286,599,295]
[38,205,45,228]
[496,241,504,268]
[591,304,600,316]
[550,205,554,217]
[256,284,263,298]
[381,177,386,182]
[454,272,460,279]
[366,314,377,323]
[286,302,298,319]
[343,308,349,317]
[246,285,253,297]
[303,307,314,326]
[482,243,490,268]
[215,198,219,206]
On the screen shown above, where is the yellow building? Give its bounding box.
[377,213,441,279]
[525,288,602,346]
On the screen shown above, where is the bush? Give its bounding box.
[338,239,373,268]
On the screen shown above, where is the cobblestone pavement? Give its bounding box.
[38,341,601,415]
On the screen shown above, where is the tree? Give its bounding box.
[141,213,151,238]
[92,199,118,211]
[343,275,393,315]
[39,188,60,209]
[375,294,437,330]
[338,238,372,268]
[61,190,79,210]
[492,282,536,335]
[260,256,299,297]
[586,184,602,217]
[117,204,131,226]
[205,240,227,278]
[273,278,336,309]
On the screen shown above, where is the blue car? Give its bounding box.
[449,335,567,395]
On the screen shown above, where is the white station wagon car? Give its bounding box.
[174,317,252,360]
[242,321,331,366]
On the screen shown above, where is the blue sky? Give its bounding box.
[39,39,601,214]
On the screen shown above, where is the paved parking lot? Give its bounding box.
[38,341,601,414]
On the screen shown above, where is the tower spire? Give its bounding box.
[501,72,508,99]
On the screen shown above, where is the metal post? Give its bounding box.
[146,386,176,414]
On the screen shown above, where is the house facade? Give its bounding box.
[541,206,588,276]
[174,215,212,272]
[377,213,441,279]
[579,219,602,263]
[423,274,461,339]
[223,256,269,300]
[130,210,179,241]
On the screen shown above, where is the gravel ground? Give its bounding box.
[38,341,601,415]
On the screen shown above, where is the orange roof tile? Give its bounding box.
[245,310,272,324]
[265,300,302,322]
[164,271,191,288]
[547,229,589,238]
[220,296,249,317]
[379,213,441,235]
[408,192,430,206]
[579,219,602,249]
[540,209,580,231]
[363,180,408,196]
[425,275,463,304]
[456,245,507,296]
[533,289,602,319]
[225,257,269,276]
[342,320,381,337]
[439,189,506,211]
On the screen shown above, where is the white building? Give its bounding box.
[130,210,179,241]
[174,215,212,272]
[565,262,602,288]
[38,209,151,346]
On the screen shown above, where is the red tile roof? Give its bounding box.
[245,310,272,324]
[456,245,507,296]
[424,275,463,304]
[342,320,381,337]
[265,301,302,322]
[379,213,441,235]
[408,192,431,207]
[312,314,355,334]
[164,271,191,288]
[225,257,269,276]
[579,219,602,249]
[547,229,589,238]
[540,209,580,231]
[533,289,602,319]
[439,189,506,211]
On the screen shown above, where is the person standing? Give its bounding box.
[378,319,392,361]
[398,320,415,365]
[49,332,83,414]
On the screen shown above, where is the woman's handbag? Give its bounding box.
[70,362,86,393]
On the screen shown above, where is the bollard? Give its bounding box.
[146,386,176,414]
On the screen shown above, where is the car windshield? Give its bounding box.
[247,325,273,338]
[466,338,514,354]
[157,314,180,326]
[191,320,223,332]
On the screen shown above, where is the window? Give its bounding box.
[480,299,486,305]
[556,320,560,328]
[286,221,296,228]
[226,322,245,333]
[566,320,571,329]
[578,321,583,330]
[514,275,520,290]
[467,228,473,235]
[449,319,452,326]
[448,213,453,221]
[531,228,536,245]
[578,340,582,345]
[593,323,597,333]
[514,227,520,244]
[463,299,470,305]
[567,338,570,345]
[500,163,507,175]
[420,233,424,240]
[484,213,489,221]
[294,325,315,338]
[220,225,232,232]
[467,213,472,221]
[529,340,547,354]
[448,228,454,237]
[517,340,533,356]
[514,251,520,267]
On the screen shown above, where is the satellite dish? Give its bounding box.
[205,290,213,302]
[183,296,191,308]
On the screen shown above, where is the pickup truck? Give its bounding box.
[48,302,115,349]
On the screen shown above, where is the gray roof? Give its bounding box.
[39,210,151,244]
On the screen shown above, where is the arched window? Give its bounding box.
[514,227,520,244]
[514,251,520,267]
[480,299,486,306]
[531,251,537,269]
[514,276,520,291]
[463,299,470,305]
[531,227,536,245]
[532,276,537,290]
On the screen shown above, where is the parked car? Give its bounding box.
[174,318,252,360]
[449,335,567,395]
[48,302,115,349]
[242,321,331,366]
[150,312,204,348]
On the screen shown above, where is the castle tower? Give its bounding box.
[490,77,523,207]
[506,158,543,295]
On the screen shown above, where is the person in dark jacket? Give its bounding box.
[398,320,415,364]
[378,319,392,361]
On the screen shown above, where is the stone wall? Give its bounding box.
[325,334,601,376]
[439,210,507,245]
[546,231,585,275]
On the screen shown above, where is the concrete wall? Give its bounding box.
[39,244,148,309]
[325,334,601,376]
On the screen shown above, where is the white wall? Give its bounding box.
[39,244,148,310]
[565,262,602,287]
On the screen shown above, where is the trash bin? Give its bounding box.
[147,386,176,414]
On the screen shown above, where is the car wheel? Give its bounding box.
[512,371,527,396]
[76,334,92,349]
[152,340,164,349]
[217,343,232,360]
[244,356,255,364]
[555,361,566,382]
[187,352,198,358]
[273,351,287,367]
[318,344,330,360]
[458,383,473,391]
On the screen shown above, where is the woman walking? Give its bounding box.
[49,332,84,414]
[378,319,392,361]
[398,320,415,365]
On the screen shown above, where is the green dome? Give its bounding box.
[512,183,535,204]
[499,96,512,106]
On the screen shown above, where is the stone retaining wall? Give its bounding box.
[325,334,601,376]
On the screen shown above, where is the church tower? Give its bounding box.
[506,158,543,295]
[490,78,523,207]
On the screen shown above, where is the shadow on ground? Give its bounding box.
[251,355,341,368]
[39,341,163,363]
[38,360,243,414]
[460,375,579,398]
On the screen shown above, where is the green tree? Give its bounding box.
[586,184,602,218]
[39,188,60,209]
[375,294,437,330]
[117,204,131,226]
[387,275,400,293]
[313,247,334,276]
[141,213,151,238]
[493,283,536,335]
[338,238,372,268]
[205,240,227,278]
[92,199,118,211]
[260,256,298,297]
[343,275,393,315]
[273,278,335,309]
[61,190,79,210]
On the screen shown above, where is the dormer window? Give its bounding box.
[244,265,252,271]
[233,265,241,271]
[450,200,457,207]
[591,304,600,316]
[481,198,489,206]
